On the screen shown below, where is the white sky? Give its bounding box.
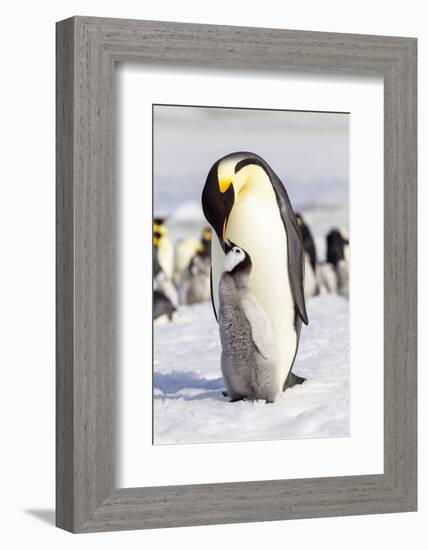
[153,105,349,216]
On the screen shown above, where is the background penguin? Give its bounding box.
[179,253,211,305]
[317,262,338,294]
[173,227,212,286]
[296,213,317,271]
[153,217,174,281]
[296,212,319,299]
[336,260,349,299]
[326,228,349,296]
[153,290,176,323]
[340,228,350,263]
[303,251,318,300]
[317,228,349,297]
[218,241,281,403]
[174,237,202,285]
[326,228,349,268]
[153,255,178,308]
[200,226,212,258]
[202,152,308,392]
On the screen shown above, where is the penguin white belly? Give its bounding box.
[158,238,174,281]
[212,194,297,384]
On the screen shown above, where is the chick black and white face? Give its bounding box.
[224,245,247,273]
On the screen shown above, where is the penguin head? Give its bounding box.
[153,217,167,233]
[201,152,271,248]
[202,226,212,242]
[223,240,252,274]
[200,226,212,258]
[326,228,349,267]
[153,217,168,247]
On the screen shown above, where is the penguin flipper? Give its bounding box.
[280,206,308,326]
[264,163,309,326]
[240,296,274,360]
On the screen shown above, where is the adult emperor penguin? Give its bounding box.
[153,218,178,308]
[153,217,174,281]
[201,152,308,391]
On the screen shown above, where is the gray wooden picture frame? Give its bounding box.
[56,16,417,533]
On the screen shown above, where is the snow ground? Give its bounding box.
[153,294,350,445]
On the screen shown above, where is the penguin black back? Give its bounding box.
[296,213,317,271]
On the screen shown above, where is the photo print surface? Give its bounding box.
[153,104,349,445]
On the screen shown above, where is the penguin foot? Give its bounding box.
[229,396,245,403]
[283,372,306,391]
[222,390,245,402]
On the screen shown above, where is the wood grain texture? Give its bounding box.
[56,16,417,533]
[56,18,76,532]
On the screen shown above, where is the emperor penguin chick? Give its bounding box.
[219,241,281,403]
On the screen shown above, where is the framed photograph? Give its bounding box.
[56,17,417,532]
[151,104,351,447]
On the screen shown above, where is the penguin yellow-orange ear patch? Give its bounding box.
[153,221,167,235]
[217,158,236,193]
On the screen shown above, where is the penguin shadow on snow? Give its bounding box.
[153,371,225,401]
[153,371,306,403]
